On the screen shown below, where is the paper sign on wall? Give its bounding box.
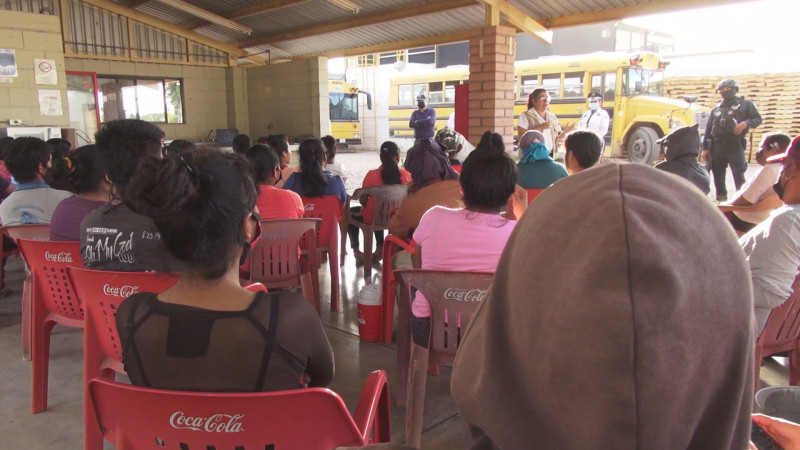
[34,59,57,85]
[0,49,18,82]
[38,89,62,116]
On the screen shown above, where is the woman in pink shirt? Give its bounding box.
[348,141,411,266]
[409,149,523,346]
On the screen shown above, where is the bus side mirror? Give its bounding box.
[683,95,698,105]
[360,90,373,110]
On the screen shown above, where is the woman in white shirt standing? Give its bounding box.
[516,88,575,159]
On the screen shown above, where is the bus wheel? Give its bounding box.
[626,127,658,164]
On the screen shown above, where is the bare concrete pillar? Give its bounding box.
[468,25,516,150]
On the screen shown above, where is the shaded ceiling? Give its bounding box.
[102,0,749,65]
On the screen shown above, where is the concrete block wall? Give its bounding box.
[0,10,69,127]
[246,57,329,142]
[63,58,236,141]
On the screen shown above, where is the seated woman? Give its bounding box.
[48,145,109,241]
[409,149,519,347]
[321,135,347,180]
[246,144,304,220]
[283,138,347,206]
[517,129,568,189]
[117,148,334,392]
[348,141,411,266]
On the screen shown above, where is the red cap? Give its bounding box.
[767,136,800,163]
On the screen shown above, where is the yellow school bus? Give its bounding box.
[329,80,371,146]
[389,51,709,163]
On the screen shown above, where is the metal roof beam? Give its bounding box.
[180,0,310,30]
[477,0,552,44]
[234,0,475,49]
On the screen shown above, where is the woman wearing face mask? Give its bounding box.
[118,148,334,392]
[578,91,609,146]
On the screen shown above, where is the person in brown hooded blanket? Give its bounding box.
[451,162,754,449]
[655,123,711,195]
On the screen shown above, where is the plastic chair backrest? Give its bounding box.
[526,188,545,204]
[300,196,343,249]
[89,370,391,449]
[396,269,493,363]
[756,273,800,385]
[249,218,319,289]
[69,267,180,373]
[17,239,84,321]
[2,223,50,241]
[351,185,408,228]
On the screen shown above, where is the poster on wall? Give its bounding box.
[38,89,63,116]
[34,59,57,85]
[0,49,18,82]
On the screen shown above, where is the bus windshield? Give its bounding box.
[330,93,358,121]
[622,68,664,96]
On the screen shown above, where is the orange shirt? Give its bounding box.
[360,166,412,222]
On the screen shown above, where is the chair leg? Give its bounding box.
[790,348,800,386]
[754,344,764,391]
[300,271,320,315]
[329,247,340,312]
[405,343,429,448]
[22,274,32,361]
[31,318,56,413]
[396,283,410,406]
[364,229,374,283]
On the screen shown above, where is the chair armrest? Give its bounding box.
[384,234,414,255]
[352,370,391,443]
[243,282,267,292]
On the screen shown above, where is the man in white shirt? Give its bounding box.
[741,135,800,333]
[578,91,610,147]
[719,132,789,236]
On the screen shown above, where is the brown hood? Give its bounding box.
[451,162,754,450]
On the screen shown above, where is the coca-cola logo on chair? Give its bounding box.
[169,411,245,432]
[44,251,73,263]
[102,284,139,297]
[443,288,487,302]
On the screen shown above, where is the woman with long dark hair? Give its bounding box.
[348,141,411,266]
[117,148,334,392]
[283,138,347,205]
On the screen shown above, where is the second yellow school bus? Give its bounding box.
[388,51,709,163]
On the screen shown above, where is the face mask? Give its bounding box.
[589,102,600,111]
[720,89,736,101]
[417,101,425,108]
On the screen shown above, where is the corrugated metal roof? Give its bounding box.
[100,0,747,63]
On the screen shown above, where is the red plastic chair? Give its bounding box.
[379,234,415,343]
[451,164,462,174]
[249,218,321,313]
[349,185,408,284]
[301,196,343,311]
[67,266,180,450]
[395,269,494,448]
[89,370,391,449]
[2,224,50,360]
[755,273,800,389]
[526,188,545,204]
[15,238,83,413]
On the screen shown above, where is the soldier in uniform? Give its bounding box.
[701,79,762,201]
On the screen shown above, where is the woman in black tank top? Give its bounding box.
[116,147,334,392]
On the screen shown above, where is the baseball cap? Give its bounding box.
[519,130,546,150]
[416,94,427,101]
[767,136,800,163]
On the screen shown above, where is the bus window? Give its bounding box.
[591,73,602,93]
[604,72,616,101]
[330,92,358,121]
[520,75,538,99]
[445,81,458,103]
[623,68,664,96]
[399,84,412,105]
[563,72,584,98]
[541,74,561,99]
[429,81,443,103]
[414,83,427,100]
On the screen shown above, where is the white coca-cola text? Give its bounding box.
[443,288,487,302]
[44,251,73,263]
[102,284,139,297]
[169,411,245,433]
[303,203,315,211]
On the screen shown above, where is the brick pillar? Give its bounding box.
[468,25,516,151]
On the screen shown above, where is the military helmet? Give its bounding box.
[717,79,738,92]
